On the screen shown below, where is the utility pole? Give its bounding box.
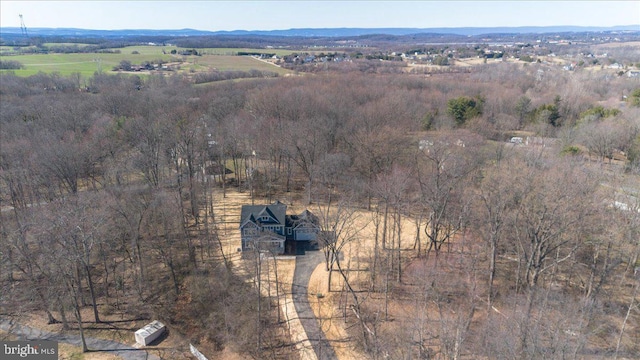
[19,14,29,37]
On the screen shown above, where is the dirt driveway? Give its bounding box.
[292,251,337,360]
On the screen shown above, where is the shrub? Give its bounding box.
[0,60,24,70]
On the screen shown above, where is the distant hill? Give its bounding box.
[1,25,639,38]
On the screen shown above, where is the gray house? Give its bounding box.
[240,201,320,255]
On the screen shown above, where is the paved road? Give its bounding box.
[292,251,337,360]
[0,318,160,360]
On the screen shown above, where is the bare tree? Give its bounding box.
[315,197,376,351]
[476,156,518,310]
[578,118,626,163]
[34,196,109,352]
[415,131,482,259]
[124,114,169,187]
[345,123,406,210]
[506,157,601,354]
[108,187,152,298]
[143,189,187,296]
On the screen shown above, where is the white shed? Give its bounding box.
[135,320,166,346]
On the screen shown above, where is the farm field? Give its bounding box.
[189,54,290,74]
[0,51,173,77]
[0,45,295,78]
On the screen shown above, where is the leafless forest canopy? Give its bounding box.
[1,42,640,359]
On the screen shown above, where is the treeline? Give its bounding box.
[1,63,639,358]
[171,35,305,49]
[193,69,279,84]
[1,41,130,55]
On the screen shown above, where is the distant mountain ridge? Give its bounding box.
[1,25,639,38]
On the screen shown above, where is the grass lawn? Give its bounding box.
[1,45,293,78]
[0,52,172,77]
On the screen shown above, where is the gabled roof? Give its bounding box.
[257,207,278,222]
[240,201,287,228]
[286,209,320,228]
[240,213,260,229]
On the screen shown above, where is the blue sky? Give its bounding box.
[1,1,639,31]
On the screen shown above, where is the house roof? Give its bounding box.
[240,201,287,228]
[205,164,233,175]
[286,209,320,228]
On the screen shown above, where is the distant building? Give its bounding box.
[240,201,321,255]
[627,70,640,78]
[419,139,433,150]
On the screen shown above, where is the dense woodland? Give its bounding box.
[1,53,640,359]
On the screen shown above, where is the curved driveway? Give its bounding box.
[292,251,337,360]
[0,318,160,360]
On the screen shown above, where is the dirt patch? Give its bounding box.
[307,262,368,360]
[302,208,427,359]
[58,343,122,360]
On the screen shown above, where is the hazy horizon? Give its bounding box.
[2,24,639,31]
[1,1,639,32]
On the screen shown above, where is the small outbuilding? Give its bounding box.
[135,320,166,346]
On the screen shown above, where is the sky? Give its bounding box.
[1,1,639,31]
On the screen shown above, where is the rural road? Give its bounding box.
[292,251,338,360]
[0,317,161,360]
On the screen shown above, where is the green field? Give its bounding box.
[0,45,294,78]
[0,51,173,77]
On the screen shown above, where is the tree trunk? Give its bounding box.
[614,279,638,359]
[382,202,389,250]
[168,259,180,295]
[273,253,281,323]
[413,214,422,257]
[75,305,88,353]
[135,234,145,296]
[327,256,334,293]
[85,264,101,323]
[396,207,402,283]
[57,298,69,330]
[488,234,497,311]
[371,209,380,291]
[256,250,262,351]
